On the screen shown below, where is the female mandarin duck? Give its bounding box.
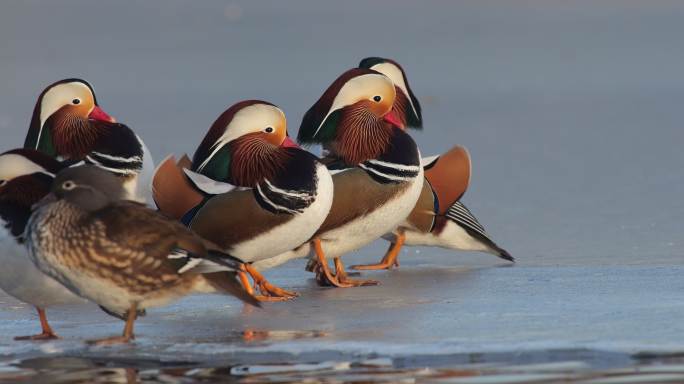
[151,101,334,300]
[257,68,424,287]
[23,78,154,203]
[25,166,259,345]
[0,149,85,340]
[346,57,512,270]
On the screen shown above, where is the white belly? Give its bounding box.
[0,225,83,308]
[48,272,203,315]
[251,244,311,271]
[315,164,424,259]
[396,220,492,253]
[231,164,334,263]
[251,164,424,270]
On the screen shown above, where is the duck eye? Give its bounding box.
[72,98,81,105]
[373,95,382,102]
[62,181,76,190]
[264,127,274,133]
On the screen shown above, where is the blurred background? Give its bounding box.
[2,0,683,266]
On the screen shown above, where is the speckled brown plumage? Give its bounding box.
[29,200,203,295]
[26,165,259,333]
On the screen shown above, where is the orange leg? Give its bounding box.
[311,238,352,287]
[87,303,137,345]
[352,231,405,270]
[244,264,299,302]
[312,239,378,288]
[238,266,256,296]
[242,329,270,341]
[14,307,59,341]
[334,257,379,287]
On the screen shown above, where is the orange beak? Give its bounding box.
[281,136,300,148]
[89,106,117,123]
[383,110,405,130]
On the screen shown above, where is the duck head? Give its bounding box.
[192,100,297,187]
[359,57,422,129]
[298,68,403,165]
[49,165,127,212]
[24,78,117,159]
[0,149,64,208]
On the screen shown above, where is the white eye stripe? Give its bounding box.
[370,62,420,119]
[37,82,94,150]
[313,74,395,138]
[39,82,92,126]
[197,104,285,172]
[0,154,46,180]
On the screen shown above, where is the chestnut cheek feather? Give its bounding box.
[392,90,410,129]
[50,112,105,159]
[228,134,292,187]
[262,131,284,147]
[0,176,50,208]
[333,104,394,165]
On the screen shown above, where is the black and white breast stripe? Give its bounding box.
[254,178,316,215]
[446,201,490,240]
[85,152,143,176]
[360,159,421,184]
[80,122,145,177]
[360,129,421,184]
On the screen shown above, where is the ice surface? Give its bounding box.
[1,0,684,382]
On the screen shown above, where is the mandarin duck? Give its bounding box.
[347,57,512,270]
[25,166,259,345]
[0,149,86,340]
[254,68,424,287]
[151,101,334,301]
[23,79,154,203]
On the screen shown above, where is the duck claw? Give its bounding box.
[14,332,59,341]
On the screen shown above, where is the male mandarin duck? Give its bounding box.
[358,57,422,129]
[151,101,334,300]
[23,78,154,203]
[254,68,424,287]
[345,57,512,270]
[25,166,259,345]
[0,149,85,340]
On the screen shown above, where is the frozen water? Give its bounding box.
[1,0,684,382]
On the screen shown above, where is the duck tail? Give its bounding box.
[446,201,514,263]
[152,154,204,220]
